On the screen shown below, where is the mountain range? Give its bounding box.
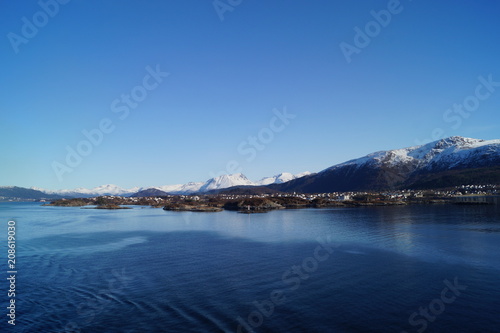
[2,136,499,200]
[31,184,141,198]
[130,172,312,197]
[27,172,312,199]
[269,136,500,193]
[0,186,64,200]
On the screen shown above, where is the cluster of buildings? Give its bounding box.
[13,184,499,205]
[206,185,500,203]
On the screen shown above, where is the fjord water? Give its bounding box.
[1,203,500,332]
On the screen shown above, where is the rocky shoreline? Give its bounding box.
[42,193,477,212]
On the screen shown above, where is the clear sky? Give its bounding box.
[1,0,500,190]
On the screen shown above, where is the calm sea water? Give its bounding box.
[1,202,499,332]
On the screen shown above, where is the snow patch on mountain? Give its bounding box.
[256,172,312,185]
[295,171,312,178]
[154,182,204,194]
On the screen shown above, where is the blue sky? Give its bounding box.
[1,0,499,190]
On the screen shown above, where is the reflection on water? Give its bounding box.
[1,202,499,332]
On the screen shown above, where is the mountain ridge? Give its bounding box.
[0,186,64,201]
[268,136,500,193]
[4,136,500,199]
[30,171,311,198]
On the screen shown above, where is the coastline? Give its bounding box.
[42,193,498,212]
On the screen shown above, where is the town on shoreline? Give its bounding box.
[43,185,500,213]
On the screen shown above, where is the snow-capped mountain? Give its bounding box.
[272,136,500,193]
[35,184,141,198]
[141,172,312,196]
[34,171,311,198]
[19,136,500,198]
[328,136,500,172]
[145,175,254,196]
[154,182,205,195]
[256,172,312,185]
[295,171,313,178]
[198,173,255,192]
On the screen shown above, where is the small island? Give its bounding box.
[43,197,133,209]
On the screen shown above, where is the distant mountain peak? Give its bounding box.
[199,173,255,192]
[256,172,311,186]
